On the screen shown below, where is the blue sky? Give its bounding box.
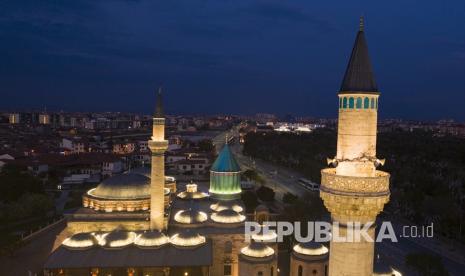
[1,0,464,120]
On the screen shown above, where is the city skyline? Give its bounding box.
[1,1,464,121]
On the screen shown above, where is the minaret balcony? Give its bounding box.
[320,168,389,196]
[148,140,168,153]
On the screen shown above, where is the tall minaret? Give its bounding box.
[148,87,169,230]
[320,17,390,276]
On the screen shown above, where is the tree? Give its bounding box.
[243,169,265,184]
[282,192,298,204]
[241,191,259,213]
[0,164,43,202]
[198,139,214,153]
[405,252,449,276]
[256,186,275,202]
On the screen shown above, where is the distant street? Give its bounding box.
[213,128,465,275]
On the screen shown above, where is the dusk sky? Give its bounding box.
[1,0,464,120]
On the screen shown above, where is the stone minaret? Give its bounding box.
[148,87,168,230]
[320,17,390,276]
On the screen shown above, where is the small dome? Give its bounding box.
[210,201,244,212]
[134,231,169,248]
[251,226,278,242]
[241,242,274,258]
[100,231,136,248]
[89,173,150,199]
[177,183,209,200]
[174,209,208,224]
[293,242,329,256]
[63,233,98,250]
[211,209,246,224]
[170,230,206,247]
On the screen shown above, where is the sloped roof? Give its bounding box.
[210,144,240,172]
[44,242,212,269]
[339,21,378,94]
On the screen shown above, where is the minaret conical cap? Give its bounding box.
[154,87,164,117]
[339,16,378,94]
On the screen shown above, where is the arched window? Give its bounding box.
[298,265,303,276]
[356,97,362,109]
[343,97,348,108]
[371,98,375,109]
[349,97,354,109]
[364,97,370,109]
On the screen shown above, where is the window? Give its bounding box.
[339,98,342,108]
[298,265,303,276]
[223,265,231,276]
[364,97,370,109]
[356,97,362,109]
[271,267,274,276]
[343,97,348,108]
[371,98,375,109]
[257,272,263,276]
[224,241,232,254]
[313,269,318,274]
[375,98,378,109]
[349,97,354,109]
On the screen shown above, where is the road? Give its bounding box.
[213,128,465,275]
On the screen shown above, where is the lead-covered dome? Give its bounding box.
[89,173,150,199]
[293,241,329,256]
[210,200,244,213]
[174,209,208,224]
[134,231,169,248]
[62,233,98,250]
[211,209,246,224]
[170,230,206,247]
[241,242,275,258]
[100,231,136,248]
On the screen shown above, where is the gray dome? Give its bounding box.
[293,241,328,256]
[174,209,208,224]
[211,209,246,223]
[241,242,274,258]
[134,231,169,248]
[63,233,98,249]
[90,173,150,199]
[101,231,136,248]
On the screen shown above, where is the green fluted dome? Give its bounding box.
[211,144,240,172]
[209,144,241,200]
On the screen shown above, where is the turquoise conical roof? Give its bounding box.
[211,144,240,172]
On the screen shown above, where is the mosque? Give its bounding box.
[43,18,401,276]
